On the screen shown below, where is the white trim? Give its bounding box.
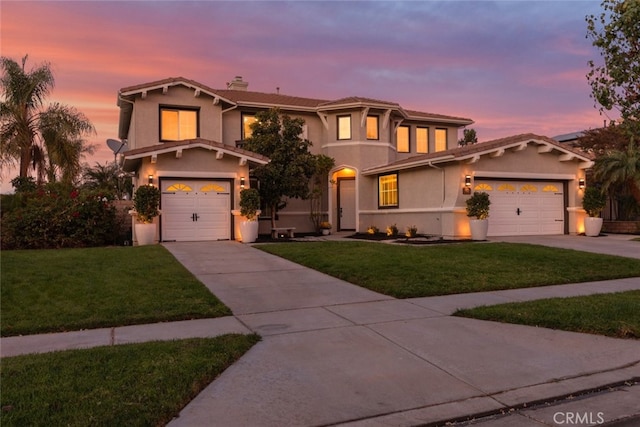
[322,141,394,150]
[473,171,576,180]
[156,171,238,179]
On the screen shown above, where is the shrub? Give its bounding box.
[239,188,260,221]
[367,225,379,234]
[406,225,418,238]
[466,192,491,220]
[1,184,117,249]
[386,224,398,237]
[133,185,161,223]
[582,186,607,217]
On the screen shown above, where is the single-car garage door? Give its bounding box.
[474,180,565,236]
[161,179,231,241]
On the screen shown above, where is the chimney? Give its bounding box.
[227,75,248,91]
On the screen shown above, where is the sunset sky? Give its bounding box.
[2,0,610,192]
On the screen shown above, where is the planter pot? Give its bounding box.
[240,220,259,243]
[322,229,330,236]
[135,223,156,246]
[584,217,603,237]
[469,219,489,241]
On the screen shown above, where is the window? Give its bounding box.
[379,173,398,208]
[366,116,379,140]
[338,115,351,140]
[435,128,448,152]
[417,127,429,153]
[160,107,197,141]
[396,125,409,152]
[242,113,257,140]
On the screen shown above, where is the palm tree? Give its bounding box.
[82,162,132,200]
[0,55,94,183]
[593,141,640,206]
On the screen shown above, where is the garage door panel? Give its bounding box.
[161,180,231,242]
[476,180,564,236]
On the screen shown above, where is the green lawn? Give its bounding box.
[256,241,640,298]
[1,246,231,337]
[1,334,260,427]
[455,291,640,339]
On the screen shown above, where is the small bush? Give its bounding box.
[1,183,118,249]
[386,224,398,237]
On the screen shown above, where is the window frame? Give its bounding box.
[337,115,352,140]
[396,125,410,153]
[366,115,379,140]
[416,126,429,153]
[241,113,257,140]
[159,106,199,142]
[378,172,399,209]
[435,128,448,152]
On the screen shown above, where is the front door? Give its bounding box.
[338,178,356,230]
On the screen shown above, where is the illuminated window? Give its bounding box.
[435,128,447,152]
[160,108,197,141]
[366,116,379,140]
[338,115,351,140]
[474,183,493,191]
[379,173,398,208]
[498,184,515,191]
[201,184,226,192]
[241,113,258,140]
[417,127,428,153]
[543,184,559,192]
[396,125,410,153]
[166,183,193,192]
[521,184,538,192]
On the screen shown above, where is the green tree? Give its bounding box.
[0,55,95,183]
[242,108,326,231]
[586,0,640,125]
[593,141,640,205]
[82,162,132,200]
[458,128,478,147]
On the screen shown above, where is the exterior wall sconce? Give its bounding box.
[148,174,154,186]
[578,178,585,189]
[240,176,245,189]
[463,175,472,194]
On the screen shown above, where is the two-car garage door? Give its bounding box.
[161,179,231,241]
[474,180,565,236]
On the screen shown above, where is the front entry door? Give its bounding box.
[338,178,356,230]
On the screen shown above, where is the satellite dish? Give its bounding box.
[106,139,128,154]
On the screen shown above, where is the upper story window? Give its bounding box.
[396,125,410,153]
[379,173,398,208]
[242,113,257,140]
[338,115,351,140]
[435,128,448,152]
[417,127,429,153]
[366,116,379,140]
[160,107,198,141]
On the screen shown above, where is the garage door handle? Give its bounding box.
[191,213,200,222]
[516,208,522,216]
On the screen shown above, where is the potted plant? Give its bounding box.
[582,186,607,237]
[239,188,260,243]
[319,221,332,235]
[132,184,160,245]
[466,191,490,240]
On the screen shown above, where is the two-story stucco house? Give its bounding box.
[118,76,593,243]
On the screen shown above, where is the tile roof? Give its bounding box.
[123,138,269,163]
[363,133,594,175]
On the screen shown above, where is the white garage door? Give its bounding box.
[474,180,565,236]
[161,179,231,241]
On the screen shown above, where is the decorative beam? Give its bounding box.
[239,157,247,166]
[216,150,224,160]
[317,112,329,129]
[579,160,594,169]
[151,154,157,164]
[176,149,182,159]
[360,107,370,127]
[141,90,147,99]
[490,148,505,158]
[162,86,168,95]
[538,144,553,153]
[514,142,528,151]
[194,89,201,97]
[559,153,575,162]
[213,97,219,105]
[466,155,480,164]
[382,109,391,129]
[392,119,403,134]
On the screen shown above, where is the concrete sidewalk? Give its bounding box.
[2,235,640,426]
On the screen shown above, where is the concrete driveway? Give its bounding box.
[164,235,640,427]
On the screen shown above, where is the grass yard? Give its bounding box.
[455,291,640,339]
[256,241,640,298]
[1,246,231,337]
[0,334,260,427]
